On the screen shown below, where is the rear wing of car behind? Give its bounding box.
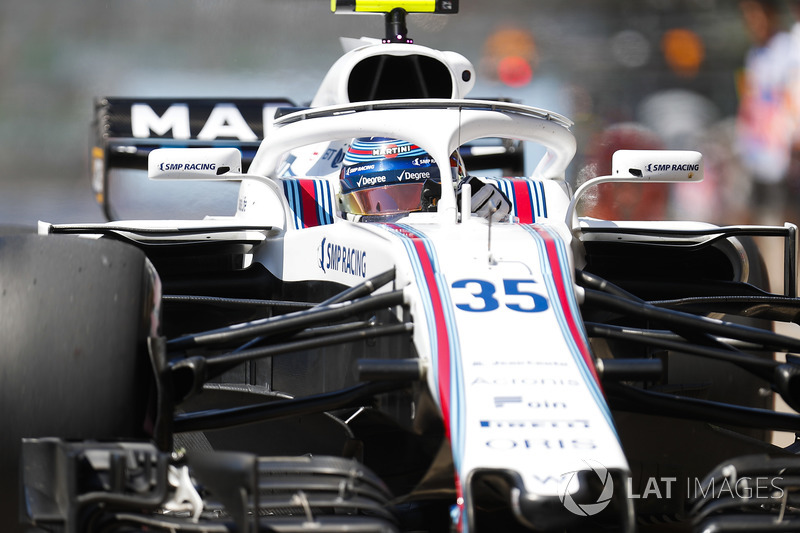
[91,97,296,220]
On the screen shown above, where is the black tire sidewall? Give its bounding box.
[0,235,157,531]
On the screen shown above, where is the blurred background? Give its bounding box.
[0,0,781,227]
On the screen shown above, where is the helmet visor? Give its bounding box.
[339,182,426,216]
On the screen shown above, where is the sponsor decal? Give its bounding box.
[474,377,580,386]
[322,147,345,169]
[345,163,376,177]
[318,237,368,278]
[411,157,434,166]
[480,419,590,429]
[645,163,700,172]
[356,175,387,187]
[132,103,190,139]
[158,162,216,172]
[472,360,568,367]
[373,143,413,158]
[494,396,522,407]
[131,102,259,141]
[493,396,568,408]
[397,169,432,181]
[485,438,597,450]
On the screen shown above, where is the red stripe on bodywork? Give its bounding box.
[413,237,453,437]
[532,225,602,388]
[385,223,463,529]
[386,224,453,438]
[297,180,320,228]
[512,180,534,223]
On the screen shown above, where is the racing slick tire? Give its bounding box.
[0,234,159,532]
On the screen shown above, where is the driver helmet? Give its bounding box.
[338,137,464,216]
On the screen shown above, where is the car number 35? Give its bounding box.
[451,279,549,313]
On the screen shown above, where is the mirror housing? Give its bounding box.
[611,149,703,182]
[147,148,242,180]
[567,149,704,232]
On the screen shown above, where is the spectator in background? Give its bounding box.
[737,0,795,223]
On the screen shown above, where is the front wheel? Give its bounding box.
[0,235,160,532]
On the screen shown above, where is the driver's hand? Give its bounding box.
[458,176,512,222]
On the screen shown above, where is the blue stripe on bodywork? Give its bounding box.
[521,224,617,438]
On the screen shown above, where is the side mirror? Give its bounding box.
[611,150,703,182]
[146,146,290,229]
[567,149,704,232]
[147,148,242,180]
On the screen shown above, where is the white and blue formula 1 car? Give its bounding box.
[6,2,800,532]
